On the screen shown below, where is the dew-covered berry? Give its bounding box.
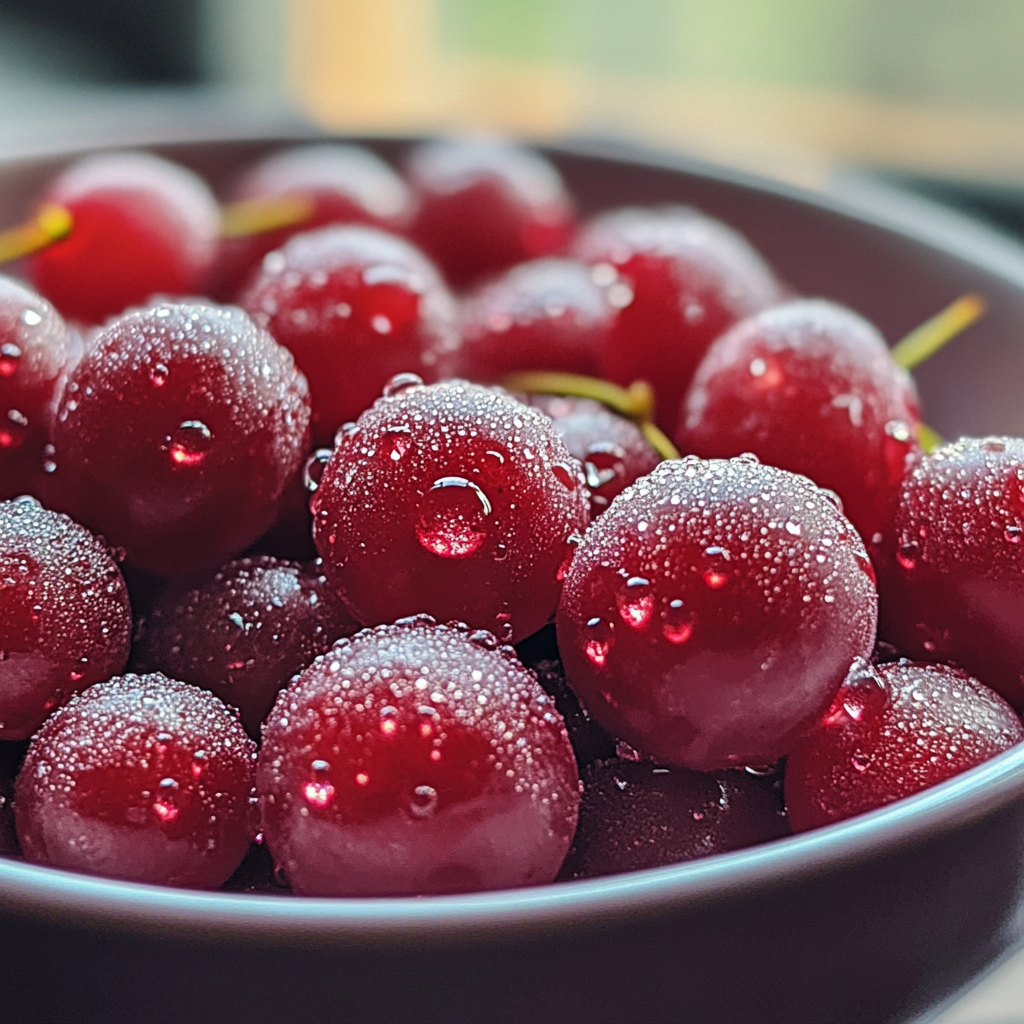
[557,457,878,770]
[882,437,1024,709]
[562,759,789,879]
[15,673,257,887]
[49,302,311,577]
[573,206,782,433]
[257,617,579,896]
[134,556,360,737]
[241,225,458,446]
[311,379,590,643]
[0,498,131,739]
[785,659,1024,832]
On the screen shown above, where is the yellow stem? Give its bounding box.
[891,293,986,370]
[917,422,944,455]
[219,194,316,239]
[501,370,681,461]
[0,204,74,264]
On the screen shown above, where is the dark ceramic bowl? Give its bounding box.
[3,136,1024,1024]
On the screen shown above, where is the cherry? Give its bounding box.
[27,151,219,325]
[49,302,311,577]
[882,437,1024,709]
[15,672,257,887]
[527,394,660,518]
[678,300,921,566]
[0,275,77,500]
[134,556,359,737]
[241,225,457,446]
[257,617,580,896]
[209,143,413,301]
[311,378,590,643]
[562,759,789,879]
[407,138,575,288]
[785,659,1024,832]
[557,456,878,770]
[0,498,131,739]
[452,258,612,382]
[573,206,782,434]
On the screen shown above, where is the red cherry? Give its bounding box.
[241,225,457,446]
[557,456,878,770]
[15,673,257,887]
[134,556,359,737]
[209,143,413,301]
[785,659,1024,832]
[452,258,612,381]
[562,759,789,878]
[678,300,921,565]
[257,617,580,896]
[0,275,77,500]
[49,302,311,577]
[28,151,219,325]
[311,379,590,643]
[573,206,782,433]
[407,138,575,288]
[0,498,131,739]
[882,437,1024,709]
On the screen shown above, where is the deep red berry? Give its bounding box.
[241,225,457,446]
[407,138,575,288]
[573,206,782,434]
[678,300,921,565]
[557,457,878,770]
[258,617,580,896]
[0,276,77,500]
[311,379,590,643]
[785,659,1024,832]
[15,673,257,887]
[452,258,611,381]
[882,437,1024,709]
[134,556,359,737]
[527,394,660,518]
[0,498,131,739]
[28,151,219,325]
[562,759,789,878]
[209,143,413,301]
[49,302,311,577]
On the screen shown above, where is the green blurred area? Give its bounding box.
[439,0,1024,112]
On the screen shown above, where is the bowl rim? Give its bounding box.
[4,132,1024,943]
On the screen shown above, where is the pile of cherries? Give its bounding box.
[0,137,1021,898]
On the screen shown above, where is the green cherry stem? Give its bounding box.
[0,204,74,264]
[891,293,986,371]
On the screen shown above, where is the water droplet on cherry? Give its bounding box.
[416,476,493,558]
[167,420,213,467]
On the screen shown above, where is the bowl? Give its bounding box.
[3,135,1024,1024]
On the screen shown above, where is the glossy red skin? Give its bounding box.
[241,225,457,446]
[49,302,311,577]
[0,276,77,500]
[407,138,575,289]
[785,659,1024,832]
[0,499,131,739]
[527,394,661,518]
[573,206,782,434]
[882,437,1024,709]
[28,151,219,325]
[258,618,580,896]
[678,300,921,568]
[557,457,878,770]
[312,380,590,643]
[209,143,413,302]
[452,259,612,381]
[15,673,258,887]
[562,759,789,878]
[134,556,360,737]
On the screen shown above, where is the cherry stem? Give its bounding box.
[219,194,316,239]
[891,293,986,370]
[501,370,681,461]
[917,422,943,455]
[0,204,74,264]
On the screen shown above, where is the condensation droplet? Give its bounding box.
[0,343,21,377]
[304,448,333,492]
[416,476,493,558]
[149,363,169,387]
[383,372,423,397]
[410,784,438,818]
[166,420,212,467]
